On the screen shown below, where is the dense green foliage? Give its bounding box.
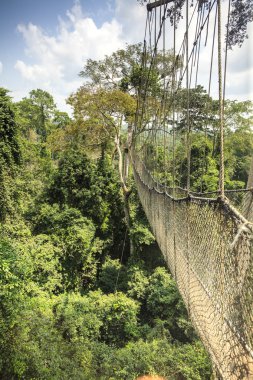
[0,85,215,379]
[0,89,21,220]
[0,36,252,378]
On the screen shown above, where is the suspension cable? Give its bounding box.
[186,0,191,193]
[172,1,176,194]
[208,2,218,95]
[163,0,167,189]
[195,4,205,87]
[217,0,225,197]
[179,0,216,90]
[223,0,231,108]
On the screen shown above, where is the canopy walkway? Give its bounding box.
[131,1,253,378]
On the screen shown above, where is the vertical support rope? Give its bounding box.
[172,1,176,195]
[186,0,191,317]
[208,3,217,95]
[186,0,191,194]
[223,0,231,108]
[172,1,177,282]
[218,0,225,198]
[195,5,204,88]
[163,0,167,190]
[217,2,226,364]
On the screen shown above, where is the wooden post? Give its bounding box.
[147,0,174,12]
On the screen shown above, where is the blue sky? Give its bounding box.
[0,0,146,110]
[0,0,252,112]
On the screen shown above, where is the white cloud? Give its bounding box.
[14,1,126,111]
[0,62,3,74]
[12,0,253,111]
[115,0,147,43]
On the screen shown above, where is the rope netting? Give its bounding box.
[132,0,253,378]
[132,150,253,379]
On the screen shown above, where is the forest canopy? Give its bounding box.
[0,1,252,373]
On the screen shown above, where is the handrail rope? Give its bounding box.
[131,149,253,221]
[133,160,253,377]
[132,148,253,197]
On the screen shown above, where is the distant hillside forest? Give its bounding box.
[0,43,252,379]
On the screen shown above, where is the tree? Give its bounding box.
[0,237,28,378]
[68,87,137,253]
[224,100,253,186]
[70,44,178,255]
[32,204,102,291]
[227,0,253,48]
[92,290,140,346]
[29,89,56,142]
[15,89,56,144]
[80,44,175,96]
[0,88,21,221]
[174,86,214,133]
[80,44,144,91]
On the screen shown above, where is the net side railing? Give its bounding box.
[131,149,253,380]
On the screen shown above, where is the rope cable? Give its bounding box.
[217,0,225,197]
[193,6,202,67]
[132,2,253,374]
[138,3,169,141]
[208,2,218,96]
[186,0,191,193]
[195,4,205,87]
[205,1,211,46]
[223,0,231,108]
[172,0,176,194]
[163,0,167,189]
[179,0,216,90]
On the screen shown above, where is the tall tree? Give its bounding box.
[29,89,56,142]
[0,88,21,220]
[15,89,56,143]
[68,87,136,252]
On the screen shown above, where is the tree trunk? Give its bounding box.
[114,133,134,255]
[123,193,134,255]
[123,124,133,183]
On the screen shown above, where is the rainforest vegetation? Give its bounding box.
[0,40,252,380]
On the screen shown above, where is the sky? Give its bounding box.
[0,0,252,113]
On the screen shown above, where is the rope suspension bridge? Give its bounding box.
[131,0,253,378]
